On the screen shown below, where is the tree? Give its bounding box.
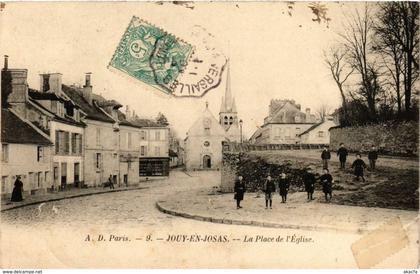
[315,103,332,122]
[339,4,383,120]
[324,47,354,119]
[375,2,419,115]
[156,112,169,126]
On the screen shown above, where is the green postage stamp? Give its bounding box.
[109,16,226,97]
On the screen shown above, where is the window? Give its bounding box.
[2,144,9,162]
[224,116,228,125]
[204,128,210,135]
[155,146,160,156]
[37,146,44,162]
[44,171,49,185]
[229,116,233,125]
[140,131,146,140]
[71,133,77,154]
[55,130,60,154]
[284,127,291,137]
[295,116,301,123]
[204,141,210,147]
[1,176,8,193]
[318,131,325,137]
[28,172,35,189]
[140,146,146,156]
[128,132,132,148]
[64,132,70,154]
[95,153,102,169]
[295,127,301,137]
[37,172,42,188]
[155,131,160,141]
[96,128,101,146]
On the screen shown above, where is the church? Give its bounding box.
[184,64,241,170]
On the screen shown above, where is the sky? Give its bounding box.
[0,2,359,139]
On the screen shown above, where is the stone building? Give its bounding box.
[2,57,86,191]
[250,99,317,144]
[1,108,53,197]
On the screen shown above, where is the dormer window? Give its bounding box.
[295,116,301,123]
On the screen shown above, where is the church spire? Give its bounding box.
[220,60,237,113]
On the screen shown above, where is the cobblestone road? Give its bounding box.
[1,170,417,268]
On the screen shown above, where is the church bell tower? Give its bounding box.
[219,61,238,131]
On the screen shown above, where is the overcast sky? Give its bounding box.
[0,2,359,139]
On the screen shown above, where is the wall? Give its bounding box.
[185,135,225,170]
[1,143,52,195]
[84,119,119,186]
[329,121,419,156]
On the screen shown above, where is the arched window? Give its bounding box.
[229,116,233,125]
[224,116,228,125]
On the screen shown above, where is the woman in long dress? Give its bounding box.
[11,176,24,202]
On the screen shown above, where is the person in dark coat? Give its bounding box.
[352,154,367,182]
[263,175,276,209]
[337,143,348,169]
[319,168,333,202]
[278,172,290,203]
[11,176,24,202]
[368,145,378,170]
[107,175,115,189]
[321,147,331,169]
[303,168,316,201]
[234,175,246,209]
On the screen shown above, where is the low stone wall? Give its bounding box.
[220,152,312,193]
[329,121,418,156]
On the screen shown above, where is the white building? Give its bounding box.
[298,117,337,145]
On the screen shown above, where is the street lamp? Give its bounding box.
[239,119,243,143]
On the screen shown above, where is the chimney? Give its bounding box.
[296,104,301,110]
[125,105,130,120]
[40,73,62,95]
[3,55,8,70]
[5,69,29,118]
[82,72,92,104]
[305,108,311,122]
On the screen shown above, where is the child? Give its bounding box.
[263,175,276,209]
[303,168,316,201]
[319,168,333,202]
[278,172,290,203]
[352,154,367,182]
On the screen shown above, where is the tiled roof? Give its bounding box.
[1,109,52,145]
[29,98,86,127]
[28,89,64,101]
[61,85,115,123]
[298,122,323,136]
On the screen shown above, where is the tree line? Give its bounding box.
[325,2,419,126]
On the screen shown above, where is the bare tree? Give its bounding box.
[324,46,354,118]
[339,4,382,119]
[315,103,332,121]
[375,2,419,114]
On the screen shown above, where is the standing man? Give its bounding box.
[278,172,290,203]
[234,175,246,209]
[321,147,331,169]
[337,143,348,169]
[263,174,276,209]
[108,175,115,189]
[303,168,316,201]
[368,145,378,170]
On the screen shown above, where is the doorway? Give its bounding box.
[203,155,211,169]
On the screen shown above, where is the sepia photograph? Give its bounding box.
[0,1,418,270]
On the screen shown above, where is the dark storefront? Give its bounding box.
[139,158,170,176]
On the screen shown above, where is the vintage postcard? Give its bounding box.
[0,1,418,270]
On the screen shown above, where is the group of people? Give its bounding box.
[233,144,380,209]
[322,143,379,182]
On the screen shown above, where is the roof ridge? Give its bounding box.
[8,109,52,144]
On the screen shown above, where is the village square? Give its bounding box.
[0,1,418,269]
